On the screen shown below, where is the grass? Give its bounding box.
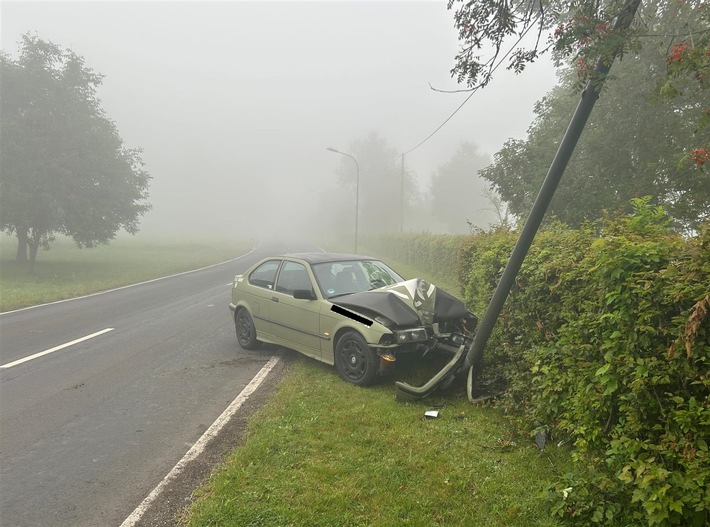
[185,356,570,527]
[183,248,573,527]
[0,233,254,312]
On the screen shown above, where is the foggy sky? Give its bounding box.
[1,1,558,241]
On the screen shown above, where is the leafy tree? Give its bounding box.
[467,0,710,228]
[0,34,151,272]
[429,141,498,232]
[334,132,419,235]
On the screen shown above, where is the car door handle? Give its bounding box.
[271,297,279,303]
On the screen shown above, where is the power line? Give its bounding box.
[403,15,542,156]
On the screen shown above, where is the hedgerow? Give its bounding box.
[370,198,709,526]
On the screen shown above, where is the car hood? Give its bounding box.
[330,278,468,327]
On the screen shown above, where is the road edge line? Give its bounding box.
[118,353,281,527]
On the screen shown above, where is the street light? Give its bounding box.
[326,147,360,253]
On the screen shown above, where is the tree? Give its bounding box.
[429,141,498,232]
[334,132,419,235]
[0,34,151,272]
[476,0,710,228]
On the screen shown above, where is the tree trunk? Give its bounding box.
[28,239,39,274]
[16,229,29,262]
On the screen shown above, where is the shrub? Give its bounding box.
[369,198,709,526]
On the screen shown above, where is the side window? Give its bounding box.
[248,260,281,290]
[275,261,313,296]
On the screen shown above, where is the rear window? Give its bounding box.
[248,260,280,289]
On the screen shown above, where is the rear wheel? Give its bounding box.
[334,331,378,386]
[235,308,261,350]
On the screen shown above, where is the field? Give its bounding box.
[0,234,253,312]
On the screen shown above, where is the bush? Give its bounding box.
[369,199,709,526]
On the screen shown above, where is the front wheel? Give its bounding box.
[334,331,378,386]
[235,308,261,350]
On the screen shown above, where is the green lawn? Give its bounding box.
[185,355,570,527]
[0,233,254,312]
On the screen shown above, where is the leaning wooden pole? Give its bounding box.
[462,0,643,399]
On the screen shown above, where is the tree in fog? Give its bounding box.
[0,34,151,272]
[449,0,709,229]
[334,132,418,235]
[429,141,496,232]
[478,1,710,228]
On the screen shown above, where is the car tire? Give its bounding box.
[235,308,261,350]
[334,330,378,386]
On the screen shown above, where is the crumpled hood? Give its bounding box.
[331,278,468,326]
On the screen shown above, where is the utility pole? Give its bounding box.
[400,153,405,232]
[462,0,643,399]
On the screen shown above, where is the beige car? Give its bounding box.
[229,253,477,386]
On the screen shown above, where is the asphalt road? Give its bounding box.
[0,242,301,527]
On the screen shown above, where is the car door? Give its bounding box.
[244,258,282,339]
[269,260,323,359]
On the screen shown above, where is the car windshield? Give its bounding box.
[312,260,404,299]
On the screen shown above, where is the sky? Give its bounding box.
[1,0,559,240]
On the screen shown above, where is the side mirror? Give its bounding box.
[293,289,316,300]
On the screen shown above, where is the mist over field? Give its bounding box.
[1,1,557,244]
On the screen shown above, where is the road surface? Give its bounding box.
[0,242,301,527]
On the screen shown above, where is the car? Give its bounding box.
[229,253,478,386]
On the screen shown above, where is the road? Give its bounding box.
[0,243,298,527]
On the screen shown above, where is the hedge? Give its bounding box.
[369,199,709,526]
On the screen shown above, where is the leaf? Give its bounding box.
[595,363,611,376]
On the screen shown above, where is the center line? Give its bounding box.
[0,328,115,370]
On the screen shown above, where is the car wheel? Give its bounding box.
[335,331,377,386]
[235,308,261,350]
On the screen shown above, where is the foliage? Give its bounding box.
[361,232,468,289]
[478,0,710,230]
[368,199,709,526]
[447,0,643,89]
[450,0,709,231]
[0,33,151,272]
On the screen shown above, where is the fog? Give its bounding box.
[1,1,558,243]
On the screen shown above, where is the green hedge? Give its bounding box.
[370,199,709,526]
[361,232,466,287]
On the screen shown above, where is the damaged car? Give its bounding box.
[229,253,478,386]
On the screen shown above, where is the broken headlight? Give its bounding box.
[393,328,428,343]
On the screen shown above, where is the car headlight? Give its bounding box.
[393,328,429,343]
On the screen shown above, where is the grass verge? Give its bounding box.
[185,356,570,527]
[183,248,573,526]
[0,234,254,312]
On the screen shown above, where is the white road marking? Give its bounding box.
[119,353,282,527]
[0,328,115,370]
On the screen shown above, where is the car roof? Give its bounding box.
[282,252,376,265]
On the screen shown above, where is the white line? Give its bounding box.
[119,353,282,527]
[0,328,115,370]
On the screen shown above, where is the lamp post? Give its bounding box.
[326,147,360,253]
